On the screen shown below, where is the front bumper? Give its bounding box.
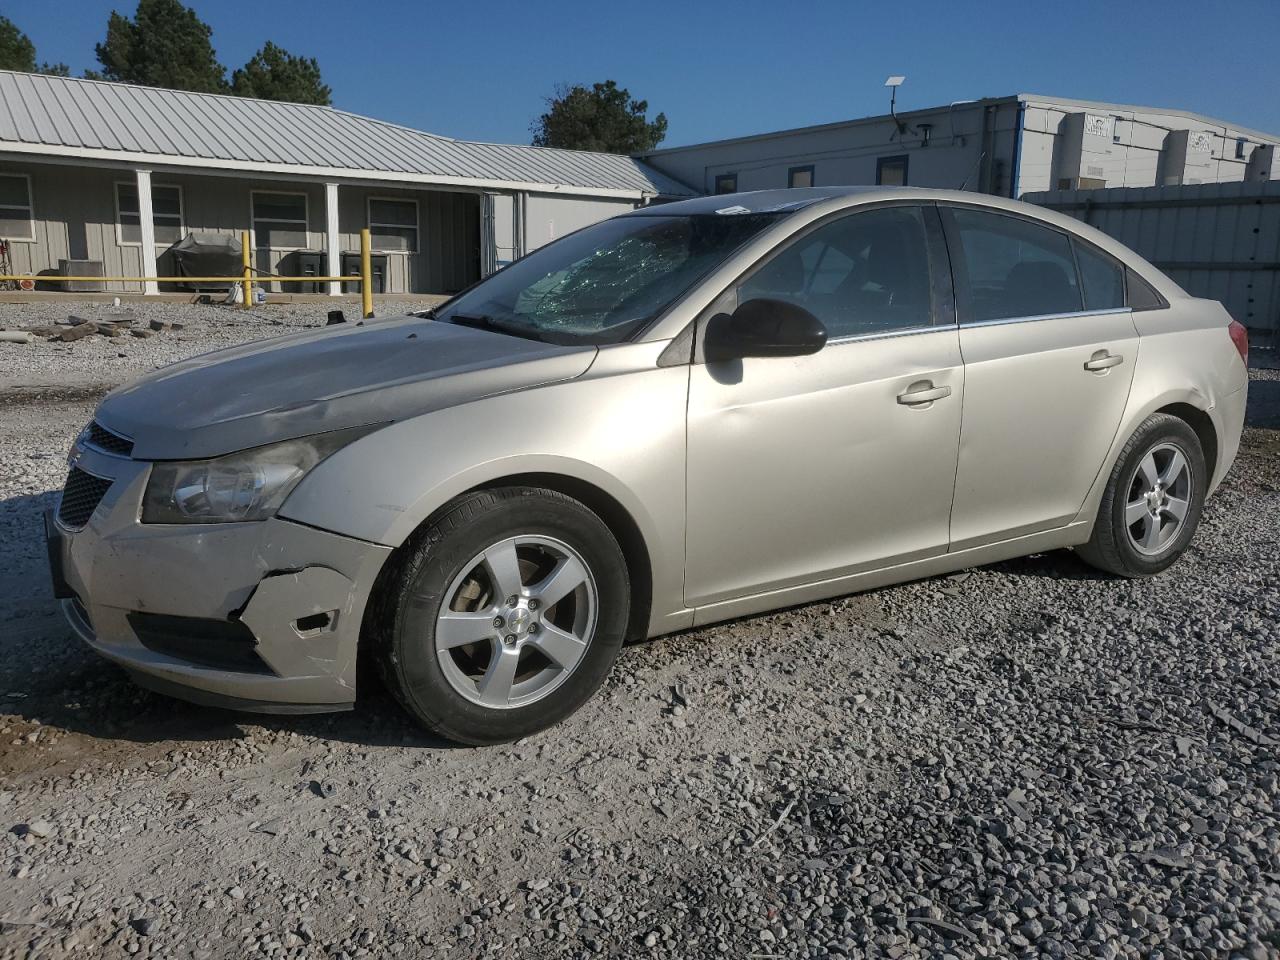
[49,443,391,712]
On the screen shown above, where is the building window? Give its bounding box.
[368,197,419,253]
[1236,137,1248,160]
[876,155,908,187]
[252,192,309,249]
[713,174,738,195]
[0,173,35,241]
[116,183,184,246]
[787,165,815,189]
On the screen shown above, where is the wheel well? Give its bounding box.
[1156,403,1218,479]
[470,473,653,643]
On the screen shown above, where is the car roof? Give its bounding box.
[626,187,887,216]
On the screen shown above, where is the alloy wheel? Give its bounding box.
[434,535,598,709]
[1125,442,1193,557]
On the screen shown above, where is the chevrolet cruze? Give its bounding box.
[48,187,1250,744]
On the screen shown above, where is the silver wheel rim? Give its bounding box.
[1125,442,1193,557]
[435,535,598,710]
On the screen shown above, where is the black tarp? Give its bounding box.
[169,234,242,290]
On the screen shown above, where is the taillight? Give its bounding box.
[1227,320,1249,367]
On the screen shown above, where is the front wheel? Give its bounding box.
[1077,413,1206,578]
[372,486,630,745]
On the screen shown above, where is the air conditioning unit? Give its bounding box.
[58,259,105,293]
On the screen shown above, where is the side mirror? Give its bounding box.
[703,298,827,362]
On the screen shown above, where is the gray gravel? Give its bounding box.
[1,308,1277,958]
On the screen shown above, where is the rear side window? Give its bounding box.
[945,208,1083,323]
[1074,242,1125,311]
[1126,267,1166,311]
[737,205,935,339]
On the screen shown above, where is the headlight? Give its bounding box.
[142,425,375,524]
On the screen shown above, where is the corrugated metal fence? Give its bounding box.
[1024,180,1280,344]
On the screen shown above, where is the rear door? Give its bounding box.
[941,206,1139,549]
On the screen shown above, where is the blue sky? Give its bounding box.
[12,0,1280,147]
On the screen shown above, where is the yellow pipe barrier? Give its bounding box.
[241,230,253,311]
[360,228,374,319]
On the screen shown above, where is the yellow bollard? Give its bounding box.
[241,230,253,310]
[360,228,374,319]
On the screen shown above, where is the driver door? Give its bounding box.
[684,204,964,609]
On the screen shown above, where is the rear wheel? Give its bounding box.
[373,487,629,745]
[1077,413,1206,577]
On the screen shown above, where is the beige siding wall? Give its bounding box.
[338,185,480,294]
[0,160,482,295]
[0,161,147,290]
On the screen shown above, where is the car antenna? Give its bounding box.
[959,150,987,192]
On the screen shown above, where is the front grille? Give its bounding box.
[127,613,273,675]
[58,468,113,530]
[85,421,134,457]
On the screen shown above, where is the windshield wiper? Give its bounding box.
[444,313,548,343]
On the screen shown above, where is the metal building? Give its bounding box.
[640,94,1280,200]
[0,71,694,296]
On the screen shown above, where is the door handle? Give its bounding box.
[896,381,952,406]
[1084,351,1124,372]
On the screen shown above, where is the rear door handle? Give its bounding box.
[1084,351,1124,372]
[897,381,952,406]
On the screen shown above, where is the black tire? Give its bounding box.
[371,486,629,745]
[1077,413,1206,578]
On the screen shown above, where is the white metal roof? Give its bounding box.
[0,71,696,198]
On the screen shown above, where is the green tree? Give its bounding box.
[94,0,227,92]
[0,15,70,75]
[231,41,331,105]
[531,80,667,153]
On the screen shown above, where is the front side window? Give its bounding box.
[788,165,814,189]
[0,174,33,240]
[876,155,908,186]
[369,198,419,252]
[117,183,184,246]
[252,192,308,249]
[1074,241,1125,311]
[435,212,781,344]
[714,174,738,194]
[737,205,935,339]
[945,208,1082,322]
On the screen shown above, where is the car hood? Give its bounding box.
[96,316,597,460]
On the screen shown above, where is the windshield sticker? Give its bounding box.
[714,205,752,215]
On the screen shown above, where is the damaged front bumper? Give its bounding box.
[48,444,391,713]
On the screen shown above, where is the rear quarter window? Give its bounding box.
[1125,267,1167,311]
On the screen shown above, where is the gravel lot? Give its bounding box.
[1,301,1277,959]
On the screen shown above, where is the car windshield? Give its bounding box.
[435,213,782,344]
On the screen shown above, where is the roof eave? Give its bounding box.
[0,141,666,200]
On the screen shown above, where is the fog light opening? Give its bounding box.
[294,611,336,636]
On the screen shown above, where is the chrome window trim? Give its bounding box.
[961,306,1132,330]
[826,323,950,346]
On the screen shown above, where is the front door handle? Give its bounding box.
[897,381,952,406]
[1084,350,1124,372]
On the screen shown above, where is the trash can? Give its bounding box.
[293,251,326,294]
[341,252,387,295]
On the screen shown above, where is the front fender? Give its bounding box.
[279,349,692,635]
